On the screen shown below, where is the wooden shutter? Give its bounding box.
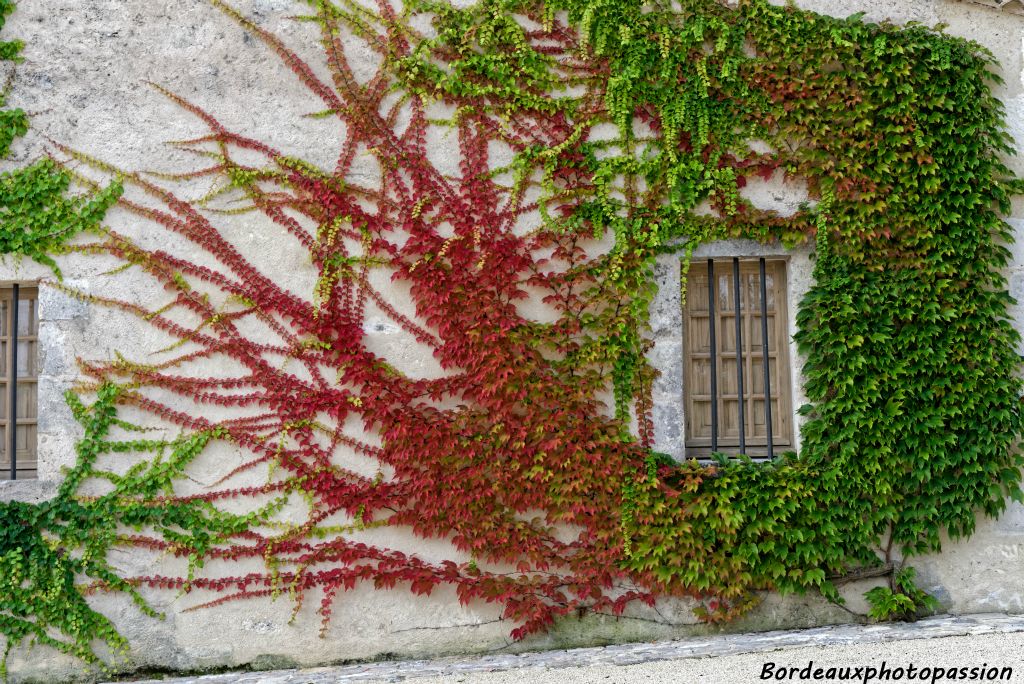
[683,260,791,458]
[1,286,39,479]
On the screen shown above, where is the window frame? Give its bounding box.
[681,257,793,460]
[1,284,39,480]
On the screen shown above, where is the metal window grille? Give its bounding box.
[1,284,39,480]
[683,258,792,459]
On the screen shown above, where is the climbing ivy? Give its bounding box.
[0,0,121,276]
[0,160,121,276]
[0,0,25,158]
[0,386,291,677]
[618,1,1024,617]
[2,0,1023,675]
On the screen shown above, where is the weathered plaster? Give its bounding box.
[107,614,1024,684]
[767,0,937,24]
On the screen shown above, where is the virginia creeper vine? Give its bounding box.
[2,0,1023,673]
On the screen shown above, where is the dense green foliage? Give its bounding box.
[0,386,285,677]
[610,0,1024,616]
[864,567,939,621]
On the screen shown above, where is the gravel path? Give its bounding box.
[406,631,1024,684]
[117,614,1024,684]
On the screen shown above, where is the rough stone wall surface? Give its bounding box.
[4,0,1024,682]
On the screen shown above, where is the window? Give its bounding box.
[683,258,791,458]
[1,285,38,480]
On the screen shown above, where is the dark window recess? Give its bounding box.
[683,258,792,459]
[1,284,39,480]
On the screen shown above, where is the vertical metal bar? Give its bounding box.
[733,259,745,454]
[9,283,18,480]
[759,259,774,459]
[707,259,718,453]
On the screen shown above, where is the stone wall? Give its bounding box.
[4,0,1024,681]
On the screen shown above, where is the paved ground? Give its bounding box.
[117,614,1024,683]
